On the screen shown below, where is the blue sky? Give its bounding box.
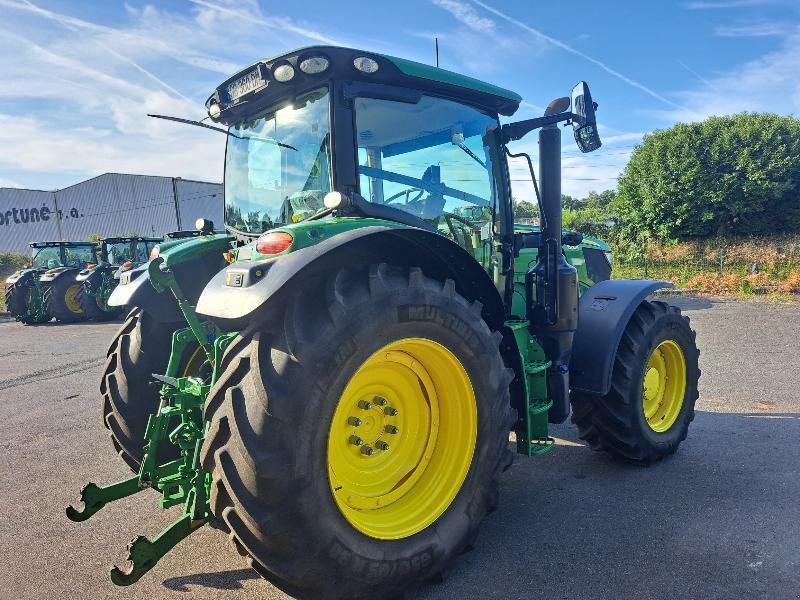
[0,0,798,200]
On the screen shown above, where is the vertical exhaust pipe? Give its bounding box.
[526,103,579,424]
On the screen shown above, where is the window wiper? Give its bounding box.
[454,141,487,169]
[147,114,298,151]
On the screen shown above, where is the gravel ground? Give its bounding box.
[0,298,797,600]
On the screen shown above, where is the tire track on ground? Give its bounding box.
[0,356,106,391]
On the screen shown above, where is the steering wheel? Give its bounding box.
[384,187,425,205]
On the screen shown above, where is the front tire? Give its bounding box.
[201,265,515,600]
[45,274,85,323]
[79,281,123,321]
[571,300,700,465]
[100,310,186,471]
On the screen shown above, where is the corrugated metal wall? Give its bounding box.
[0,174,223,254]
[0,188,61,256]
[174,179,225,231]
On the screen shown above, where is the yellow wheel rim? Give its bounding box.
[642,339,687,432]
[65,284,83,314]
[327,338,477,540]
[182,345,206,377]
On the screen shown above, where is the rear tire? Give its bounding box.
[45,273,85,323]
[79,281,123,321]
[101,310,184,471]
[571,300,700,465]
[5,279,49,324]
[201,265,515,600]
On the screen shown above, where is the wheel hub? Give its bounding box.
[327,338,476,540]
[642,339,687,433]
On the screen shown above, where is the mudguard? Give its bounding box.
[569,279,673,396]
[108,233,234,323]
[5,268,39,285]
[196,225,507,331]
[39,266,78,283]
[75,265,110,285]
[108,262,184,321]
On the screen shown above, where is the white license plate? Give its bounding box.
[227,68,266,101]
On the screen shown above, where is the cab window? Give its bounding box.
[355,94,500,268]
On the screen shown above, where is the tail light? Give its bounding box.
[85,263,96,270]
[256,232,293,255]
[149,246,160,260]
[122,260,133,269]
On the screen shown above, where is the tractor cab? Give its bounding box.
[97,237,161,267]
[30,241,98,271]
[205,46,602,325]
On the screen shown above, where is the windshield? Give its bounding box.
[224,87,332,234]
[355,94,499,263]
[32,247,62,269]
[64,245,95,267]
[106,242,133,265]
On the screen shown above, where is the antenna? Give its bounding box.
[435,37,439,67]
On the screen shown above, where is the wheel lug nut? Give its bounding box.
[384,407,398,416]
[375,440,389,451]
[360,445,374,456]
[373,396,387,406]
[384,425,399,435]
[347,416,362,427]
[348,435,363,446]
[357,400,372,410]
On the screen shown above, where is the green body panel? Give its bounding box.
[156,233,235,270]
[245,217,406,260]
[379,54,522,103]
[506,321,554,456]
[511,226,611,318]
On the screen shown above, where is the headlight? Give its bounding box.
[299,56,329,74]
[353,56,379,73]
[273,64,295,82]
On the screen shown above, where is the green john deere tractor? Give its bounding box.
[5,241,99,324]
[67,47,700,599]
[76,237,162,321]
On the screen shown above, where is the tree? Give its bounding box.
[513,200,539,221]
[615,113,800,242]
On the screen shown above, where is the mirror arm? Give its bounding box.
[501,112,574,143]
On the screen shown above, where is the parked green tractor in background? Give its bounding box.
[5,241,99,324]
[76,237,162,321]
[68,46,700,599]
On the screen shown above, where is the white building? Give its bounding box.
[0,173,223,254]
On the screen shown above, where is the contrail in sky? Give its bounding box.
[471,0,691,112]
[12,0,194,104]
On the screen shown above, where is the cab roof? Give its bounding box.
[29,241,97,248]
[207,46,522,123]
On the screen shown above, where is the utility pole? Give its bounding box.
[435,37,439,67]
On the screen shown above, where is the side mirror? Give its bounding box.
[571,82,601,153]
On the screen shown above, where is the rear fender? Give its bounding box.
[108,233,233,322]
[196,225,506,332]
[75,265,110,285]
[40,267,78,283]
[5,268,39,285]
[569,279,673,396]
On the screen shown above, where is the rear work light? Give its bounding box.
[149,246,160,260]
[256,231,293,255]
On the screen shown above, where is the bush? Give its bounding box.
[0,252,29,279]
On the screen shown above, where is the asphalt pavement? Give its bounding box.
[0,298,797,600]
